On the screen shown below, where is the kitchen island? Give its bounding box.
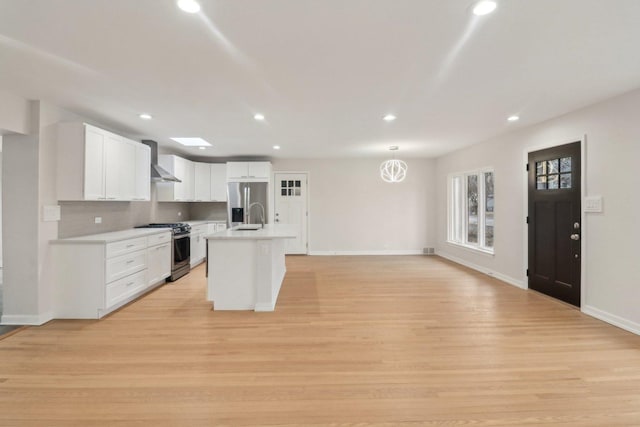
[206,224,297,311]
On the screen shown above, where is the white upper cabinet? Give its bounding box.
[183,158,195,201]
[82,125,106,200]
[157,159,229,203]
[112,137,136,201]
[226,161,271,182]
[57,123,149,201]
[194,162,211,201]
[210,163,227,201]
[157,155,195,201]
[133,142,151,201]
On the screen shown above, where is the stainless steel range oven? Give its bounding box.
[136,223,191,281]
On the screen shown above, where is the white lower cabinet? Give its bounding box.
[147,239,171,286]
[207,222,227,234]
[52,230,172,319]
[105,270,147,308]
[190,224,208,267]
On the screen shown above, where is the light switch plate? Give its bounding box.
[43,205,61,222]
[95,217,102,224]
[584,196,603,213]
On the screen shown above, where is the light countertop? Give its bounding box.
[185,220,226,226]
[52,228,171,244]
[206,224,297,240]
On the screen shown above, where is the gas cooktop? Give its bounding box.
[136,223,191,235]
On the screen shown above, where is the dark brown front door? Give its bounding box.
[528,142,581,307]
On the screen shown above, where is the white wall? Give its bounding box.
[0,89,31,135]
[0,135,3,273]
[2,100,79,324]
[435,88,640,334]
[271,158,437,254]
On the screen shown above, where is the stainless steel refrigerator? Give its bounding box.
[227,182,269,227]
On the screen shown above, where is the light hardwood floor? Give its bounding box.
[1,256,640,426]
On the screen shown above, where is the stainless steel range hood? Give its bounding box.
[141,140,181,182]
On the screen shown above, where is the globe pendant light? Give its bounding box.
[380,146,407,183]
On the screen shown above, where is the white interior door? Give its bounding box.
[274,173,308,254]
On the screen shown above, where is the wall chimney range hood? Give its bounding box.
[141,140,182,182]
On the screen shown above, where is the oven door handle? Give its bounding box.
[173,233,190,240]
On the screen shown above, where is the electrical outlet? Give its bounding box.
[43,205,61,222]
[95,217,102,224]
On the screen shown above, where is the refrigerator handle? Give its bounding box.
[243,185,248,224]
[247,186,251,223]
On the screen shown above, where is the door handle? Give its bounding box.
[570,234,580,241]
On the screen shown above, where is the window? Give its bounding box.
[448,169,494,253]
[536,157,572,190]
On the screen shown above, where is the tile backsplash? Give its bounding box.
[58,185,185,237]
[58,186,229,238]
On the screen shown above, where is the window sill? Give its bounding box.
[446,241,494,256]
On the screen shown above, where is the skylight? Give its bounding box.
[170,137,212,147]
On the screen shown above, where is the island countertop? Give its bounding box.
[206,224,297,240]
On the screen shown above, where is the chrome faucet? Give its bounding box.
[248,202,266,227]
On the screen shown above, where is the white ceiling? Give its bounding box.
[1,0,639,159]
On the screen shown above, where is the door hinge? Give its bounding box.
[526,268,529,277]
[526,216,529,224]
[526,163,529,172]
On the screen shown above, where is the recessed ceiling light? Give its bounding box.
[139,113,152,120]
[383,114,396,122]
[198,147,206,150]
[273,145,281,150]
[254,113,265,121]
[170,137,212,147]
[473,1,497,16]
[507,115,520,122]
[177,0,200,13]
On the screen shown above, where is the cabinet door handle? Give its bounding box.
[126,244,135,248]
[126,259,135,264]
[125,281,135,287]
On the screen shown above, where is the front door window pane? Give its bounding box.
[537,176,547,190]
[536,157,572,191]
[467,175,478,244]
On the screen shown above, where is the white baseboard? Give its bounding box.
[1,311,54,326]
[582,305,640,336]
[255,302,276,312]
[436,250,526,289]
[309,250,424,256]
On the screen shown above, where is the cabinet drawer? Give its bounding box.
[105,270,147,309]
[106,237,147,258]
[147,232,171,247]
[192,224,207,235]
[106,249,147,283]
